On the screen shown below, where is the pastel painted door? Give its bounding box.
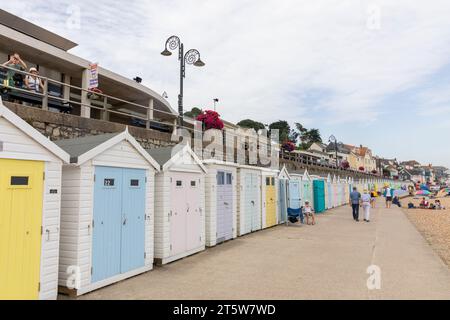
[186,174,202,251]
[288,180,301,210]
[92,167,123,283]
[244,173,261,232]
[0,159,44,300]
[278,180,287,223]
[265,177,277,228]
[328,183,333,208]
[302,180,312,206]
[216,171,233,243]
[92,166,146,283]
[121,169,146,274]
[313,180,326,213]
[170,173,188,256]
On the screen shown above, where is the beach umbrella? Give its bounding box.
[416,190,431,196]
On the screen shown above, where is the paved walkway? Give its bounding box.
[75,200,450,300]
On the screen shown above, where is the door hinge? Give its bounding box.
[144,252,147,259]
[38,282,41,292]
[200,235,202,242]
[170,244,172,251]
[94,174,96,182]
[41,226,43,235]
[43,172,46,180]
[145,177,147,183]
[91,267,93,275]
[92,220,95,228]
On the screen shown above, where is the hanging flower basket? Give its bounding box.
[196,110,224,131]
[87,87,103,100]
[359,166,365,171]
[282,141,296,152]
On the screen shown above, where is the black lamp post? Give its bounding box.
[161,36,205,128]
[329,135,338,169]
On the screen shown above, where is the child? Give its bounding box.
[304,200,315,225]
[435,200,445,210]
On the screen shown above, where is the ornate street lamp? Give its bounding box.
[161,36,205,127]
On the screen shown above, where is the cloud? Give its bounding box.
[2,1,450,166]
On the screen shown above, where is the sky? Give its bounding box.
[2,0,450,168]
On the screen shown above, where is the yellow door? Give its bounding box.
[265,177,277,227]
[0,159,44,300]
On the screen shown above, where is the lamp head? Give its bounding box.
[194,58,205,67]
[161,49,172,56]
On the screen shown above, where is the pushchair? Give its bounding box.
[287,207,304,225]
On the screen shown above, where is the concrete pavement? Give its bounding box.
[73,199,450,300]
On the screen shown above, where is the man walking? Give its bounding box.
[349,187,361,221]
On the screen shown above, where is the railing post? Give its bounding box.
[80,68,91,118]
[102,96,109,121]
[146,98,154,130]
[42,79,48,111]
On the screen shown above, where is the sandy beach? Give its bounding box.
[403,195,450,268]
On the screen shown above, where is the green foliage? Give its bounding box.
[184,107,203,118]
[295,122,322,149]
[237,119,266,132]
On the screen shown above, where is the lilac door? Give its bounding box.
[186,175,202,251]
[170,173,187,256]
[216,171,233,243]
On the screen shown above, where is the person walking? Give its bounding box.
[362,190,371,222]
[384,186,393,208]
[349,187,361,221]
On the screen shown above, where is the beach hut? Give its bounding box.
[332,175,339,207]
[56,129,159,296]
[236,165,262,236]
[0,102,69,300]
[326,174,333,209]
[261,168,279,229]
[344,177,350,204]
[147,144,207,265]
[288,174,302,216]
[203,159,238,247]
[313,177,326,213]
[301,170,313,207]
[278,165,291,224]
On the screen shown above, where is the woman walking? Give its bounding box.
[362,190,372,222]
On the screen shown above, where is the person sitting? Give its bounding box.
[25,67,44,93]
[2,53,27,88]
[304,201,315,226]
[392,196,402,207]
[435,200,445,210]
[419,198,429,209]
[408,202,416,209]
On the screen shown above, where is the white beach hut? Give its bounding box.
[55,129,160,296]
[147,144,207,265]
[0,101,70,300]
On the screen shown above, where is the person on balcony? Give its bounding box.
[2,53,27,87]
[25,67,44,93]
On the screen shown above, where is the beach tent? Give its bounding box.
[56,129,159,296]
[0,101,69,300]
[203,160,238,247]
[278,165,290,224]
[261,168,279,229]
[236,165,262,236]
[148,144,207,265]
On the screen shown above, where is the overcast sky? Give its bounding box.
[3,1,450,168]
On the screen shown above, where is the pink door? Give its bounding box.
[186,174,202,251]
[170,173,187,256]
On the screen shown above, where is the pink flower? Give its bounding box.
[196,110,224,130]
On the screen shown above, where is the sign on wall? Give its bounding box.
[88,63,99,89]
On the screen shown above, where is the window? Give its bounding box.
[226,173,232,185]
[266,177,271,186]
[130,179,139,187]
[11,176,29,186]
[176,180,183,187]
[191,181,197,187]
[217,172,225,185]
[104,179,115,187]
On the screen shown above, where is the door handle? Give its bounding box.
[251,200,255,206]
[224,202,229,206]
[123,218,127,226]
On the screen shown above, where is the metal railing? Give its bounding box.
[0,64,181,131]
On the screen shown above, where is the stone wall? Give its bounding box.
[4,102,176,149]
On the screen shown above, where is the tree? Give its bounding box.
[184,107,203,118]
[269,120,291,143]
[295,123,322,150]
[237,119,266,132]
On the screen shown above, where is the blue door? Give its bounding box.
[92,167,123,283]
[92,166,146,283]
[279,180,287,223]
[121,169,146,273]
[288,180,301,210]
[216,171,233,243]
